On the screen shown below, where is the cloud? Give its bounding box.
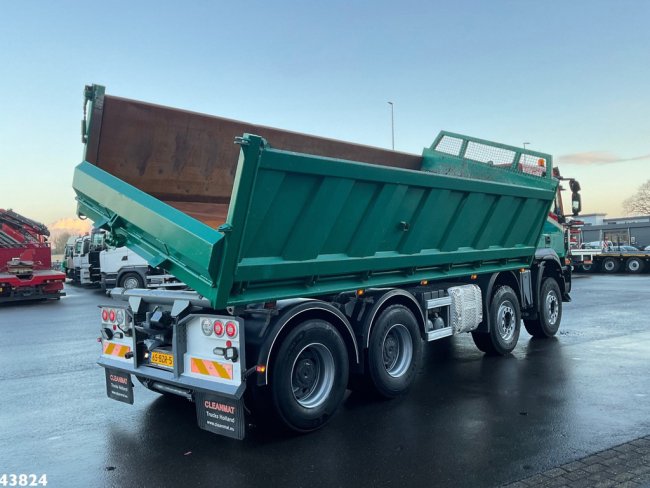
[558,151,650,165]
[49,217,92,235]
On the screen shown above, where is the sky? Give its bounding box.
[1,0,649,225]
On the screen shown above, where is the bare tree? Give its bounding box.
[623,179,650,216]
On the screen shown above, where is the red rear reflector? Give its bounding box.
[102,309,109,321]
[213,320,224,337]
[109,310,116,322]
[226,321,237,338]
[226,340,232,348]
[256,365,266,373]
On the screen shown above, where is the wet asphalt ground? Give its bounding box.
[1,274,649,488]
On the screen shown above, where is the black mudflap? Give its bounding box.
[105,369,134,404]
[195,392,245,440]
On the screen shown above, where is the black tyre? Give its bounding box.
[119,272,144,289]
[580,262,596,273]
[524,278,562,338]
[271,319,348,432]
[471,285,521,355]
[602,257,620,273]
[366,305,423,398]
[625,257,645,274]
[470,331,494,353]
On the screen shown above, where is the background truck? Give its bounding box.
[580,245,650,274]
[73,84,580,439]
[99,246,185,290]
[64,229,184,288]
[0,209,65,303]
[67,228,106,284]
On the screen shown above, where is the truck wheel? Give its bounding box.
[580,263,594,273]
[366,305,423,398]
[625,257,645,274]
[119,272,144,289]
[471,285,521,355]
[271,319,348,432]
[602,257,620,273]
[524,278,562,338]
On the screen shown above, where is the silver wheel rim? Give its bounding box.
[381,324,413,378]
[123,277,140,289]
[545,291,559,325]
[604,260,616,271]
[291,343,335,409]
[629,260,640,272]
[497,301,516,342]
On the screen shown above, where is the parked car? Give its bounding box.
[605,245,641,253]
[581,241,607,250]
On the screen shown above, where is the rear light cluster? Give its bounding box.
[201,318,238,338]
[101,307,126,328]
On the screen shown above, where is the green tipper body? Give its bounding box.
[73,85,558,310]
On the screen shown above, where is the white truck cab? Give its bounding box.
[100,246,185,290]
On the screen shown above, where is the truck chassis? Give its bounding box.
[99,254,569,439]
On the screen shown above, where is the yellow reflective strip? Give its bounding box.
[105,343,115,355]
[211,361,233,379]
[193,358,210,375]
[118,345,130,357]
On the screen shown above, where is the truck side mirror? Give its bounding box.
[569,179,581,193]
[571,192,582,216]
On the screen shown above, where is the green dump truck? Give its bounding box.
[73,85,580,439]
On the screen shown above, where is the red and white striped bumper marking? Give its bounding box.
[190,357,233,380]
[103,342,131,358]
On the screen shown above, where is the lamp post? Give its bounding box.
[388,101,394,150]
[523,142,530,164]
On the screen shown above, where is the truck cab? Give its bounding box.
[99,246,185,290]
[535,169,582,291]
[70,229,107,285]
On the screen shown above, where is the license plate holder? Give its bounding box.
[150,350,174,369]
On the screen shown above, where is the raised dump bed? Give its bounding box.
[73,85,557,309]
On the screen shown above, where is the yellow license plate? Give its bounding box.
[150,350,174,368]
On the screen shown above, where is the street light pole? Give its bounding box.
[523,142,530,164]
[388,101,394,150]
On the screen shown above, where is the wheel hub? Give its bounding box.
[291,343,335,409]
[294,358,318,390]
[383,334,399,369]
[546,292,559,325]
[380,324,413,378]
[497,302,515,341]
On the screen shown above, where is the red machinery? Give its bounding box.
[0,209,65,303]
